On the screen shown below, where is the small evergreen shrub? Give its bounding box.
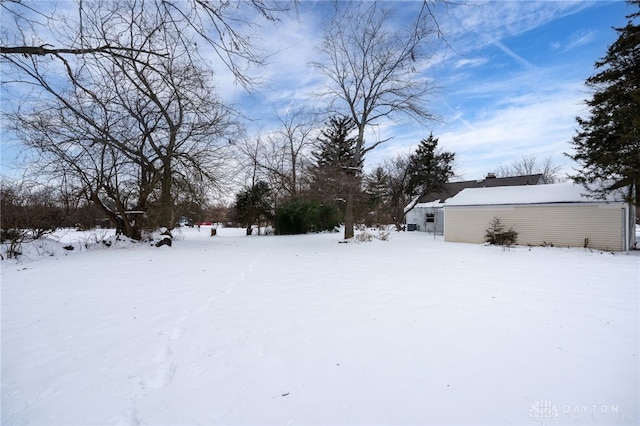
[485,217,518,246]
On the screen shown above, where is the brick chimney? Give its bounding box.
[486,173,496,179]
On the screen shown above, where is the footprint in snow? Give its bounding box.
[145,363,177,389]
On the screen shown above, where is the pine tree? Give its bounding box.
[569,1,639,204]
[234,181,273,235]
[309,116,363,204]
[312,116,362,172]
[406,133,455,202]
[364,166,392,225]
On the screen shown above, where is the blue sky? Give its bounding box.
[221,0,631,181]
[0,0,633,183]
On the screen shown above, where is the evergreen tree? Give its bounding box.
[309,116,363,204]
[234,181,273,235]
[364,166,392,225]
[274,197,342,235]
[406,133,455,202]
[569,1,640,204]
[371,136,455,231]
[312,116,362,171]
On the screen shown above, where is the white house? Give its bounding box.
[405,200,445,233]
[443,182,636,251]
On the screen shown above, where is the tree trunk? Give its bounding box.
[394,203,405,232]
[343,124,366,240]
[89,192,142,240]
[344,183,355,239]
[159,159,174,230]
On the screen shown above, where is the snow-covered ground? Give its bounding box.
[2,226,639,425]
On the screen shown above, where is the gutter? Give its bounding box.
[623,204,630,251]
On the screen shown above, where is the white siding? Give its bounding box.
[406,206,444,233]
[405,208,424,230]
[444,203,626,251]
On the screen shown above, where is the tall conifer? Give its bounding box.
[569,1,639,204]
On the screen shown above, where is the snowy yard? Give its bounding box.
[2,226,639,425]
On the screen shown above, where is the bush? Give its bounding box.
[485,217,518,246]
[355,231,373,242]
[275,198,342,235]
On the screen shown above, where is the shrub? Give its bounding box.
[376,228,390,241]
[485,217,518,246]
[275,198,342,235]
[355,231,373,242]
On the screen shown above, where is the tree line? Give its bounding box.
[233,116,455,235]
[1,0,638,245]
[1,0,448,241]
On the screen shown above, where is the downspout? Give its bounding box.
[442,206,446,242]
[432,204,437,240]
[623,204,630,251]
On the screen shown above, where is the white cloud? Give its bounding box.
[318,1,606,179]
[454,57,489,69]
[563,30,598,52]
[234,1,600,125]
[1,0,614,188]
[491,39,537,70]
[432,86,587,180]
[361,59,592,179]
[446,1,591,44]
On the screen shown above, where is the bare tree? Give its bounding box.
[1,0,291,88]
[313,1,442,239]
[234,135,273,199]
[6,1,239,239]
[269,108,318,197]
[495,155,562,184]
[381,154,413,231]
[235,108,319,205]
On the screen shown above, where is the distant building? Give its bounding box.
[405,174,543,234]
[443,182,635,251]
[176,216,193,227]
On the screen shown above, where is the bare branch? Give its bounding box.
[1,0,292,89]
[0,44,167,56]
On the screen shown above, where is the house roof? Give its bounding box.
[445,181,623,206]
[417,174,543,204]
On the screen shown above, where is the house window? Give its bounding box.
[426,213,435,223]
